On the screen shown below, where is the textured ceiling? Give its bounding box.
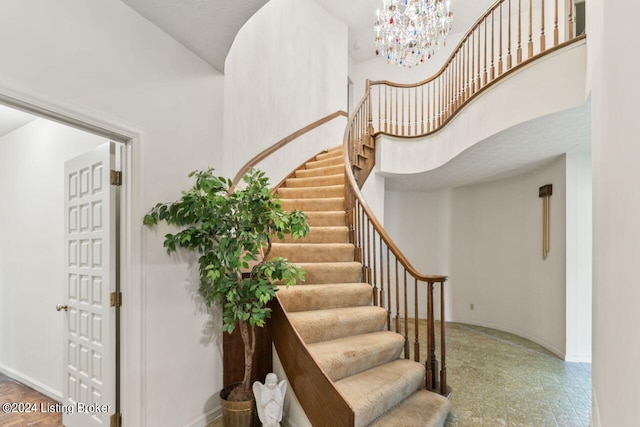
[0,104,36,139]
[118,0,495,72]
[120,0,268,72]
[383,100,591,191]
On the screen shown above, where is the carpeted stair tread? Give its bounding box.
[285,173,345,188]
[278,184,345,199]
[368,389,450,427]
[335,359,425,427]
[308,331,404,382]
[270,243,354,263]
[305,156,344,169]
[293,261,362,284]
[304,211,346,226]
[280,226,349,243]
[327,144,342,153]
[277,283,372,312]
[315,150,343,161]
[295,164,343,178]
[288,306,387,344]
[280,197,344,212]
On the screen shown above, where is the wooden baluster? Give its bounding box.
[403,268,409,358]
[414,86,418,136]
[483,18,488,85]
[372,229,382,302]
[439,281,448,396]
[377,85,381,132]
[414,277,420,363]
[541,0,546,51]
[528,0,533,58]
[476,27,480,92]
[366,218,372,288]
[499,2,504,75]
[387,246,391,331]
[421,85,425,135]
[568,0,575,39]
[427,281,437,391]
[464,41,469,100]
[508,0,513,69]
[471,31,476,93]
[491,8,495,80]
[394,256,400,334]
[517,0,523,63]
[384,85,388,133]
[554,0,559,46]
[395,87,399,135]
[456,53,460,108]
[401,88,405,136]
[380,236,389,306]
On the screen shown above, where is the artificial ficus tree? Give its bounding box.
[143,168,308,401]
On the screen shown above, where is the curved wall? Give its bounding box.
[223,0,348,182]
[377,40,587,176]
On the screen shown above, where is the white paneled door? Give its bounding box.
[62,142,119,427]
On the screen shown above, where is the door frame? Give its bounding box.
[0,88,143,426]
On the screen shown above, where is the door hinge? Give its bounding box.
[110,413,122,427]
[110,292,122,307]
[110,170,122,186]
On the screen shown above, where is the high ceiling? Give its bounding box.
[119,0,494,72]
[120,0,268,72]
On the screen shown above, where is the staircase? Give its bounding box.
[271,145,449,427]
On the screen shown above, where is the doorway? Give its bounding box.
[0,99,130,426]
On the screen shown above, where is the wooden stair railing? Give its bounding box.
[229,110,347,192]
[344,0,585,398]
[225,110,353,425]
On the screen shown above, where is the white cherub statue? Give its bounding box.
[253,372,287,427]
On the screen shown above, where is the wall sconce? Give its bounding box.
[539,184,553,259]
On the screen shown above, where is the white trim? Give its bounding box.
[0,84,145,427]
[449,319,566,360]
[0,364,63,401]
[565,353,592,364]
[183,406,222,427]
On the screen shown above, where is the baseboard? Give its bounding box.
[449,319,566,360]
[183,405,222,427]
[565,353,592,364]
[0,364,62,401]
[591,388,601,427]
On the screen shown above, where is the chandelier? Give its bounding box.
[374,0,453,68]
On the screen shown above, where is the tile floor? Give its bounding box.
[440,322,591,427]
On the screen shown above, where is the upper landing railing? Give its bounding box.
[344,0,585,398]
[363,0,584,140]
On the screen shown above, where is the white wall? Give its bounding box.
[565,148,592,362]
[384,189,452,319]
[0,119,106,397]
[589,1,640,426]
[0,1,224,426]
[450,157,567,357]
[223,0,348,186]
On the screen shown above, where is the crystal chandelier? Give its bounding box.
[374,0,453,68]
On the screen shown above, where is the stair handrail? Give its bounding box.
[230,110,347,192]
[226,110,355,425]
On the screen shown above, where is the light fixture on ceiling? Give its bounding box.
[374,0,453,68]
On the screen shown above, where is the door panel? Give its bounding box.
[63,142,117,427]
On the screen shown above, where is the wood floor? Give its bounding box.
[0,373,62,426]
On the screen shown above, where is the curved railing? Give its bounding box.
[343,0,585,396]
[229,110,347,192]
[365,0,583,139]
